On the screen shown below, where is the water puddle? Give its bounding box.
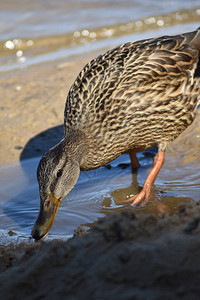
[0,121,200,244]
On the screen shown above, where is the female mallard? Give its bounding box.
[32,28,200,240]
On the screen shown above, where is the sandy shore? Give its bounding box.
[0,55,91,166]
[1,54,200,299]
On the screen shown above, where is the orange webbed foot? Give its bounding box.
[118,187,150,207]
[119,151,165,207]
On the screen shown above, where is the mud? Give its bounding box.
[1,200,200,299]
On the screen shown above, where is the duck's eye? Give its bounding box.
[57,169,63,177]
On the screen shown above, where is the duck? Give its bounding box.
[32,28,200,240]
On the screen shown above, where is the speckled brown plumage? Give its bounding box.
[32,28,200,240]
[64,28,200,171]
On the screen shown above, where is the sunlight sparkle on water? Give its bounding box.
[18,56,26,63]
[4,40,15,50]
[89,32,96,39]
[27,40,33,46]
[16,50,23,57]
[81,29,89,36]
[196,8,200,15]
[145,17,156,24]
[73,31,81,37]
[157,19,164,26]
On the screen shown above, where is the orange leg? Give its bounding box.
[120,151,165,207]
[129,150,140,170]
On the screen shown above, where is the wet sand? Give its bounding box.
[1,200,200,299]
[1,45,200,298]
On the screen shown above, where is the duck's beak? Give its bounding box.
[31,193,61,241]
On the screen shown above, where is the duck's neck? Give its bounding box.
[63,129,88,166]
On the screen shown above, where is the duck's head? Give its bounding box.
[31,133,84,241]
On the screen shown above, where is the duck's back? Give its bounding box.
[64,28,200,169]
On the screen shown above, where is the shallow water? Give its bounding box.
[0,0,200,243]
[0,125,200,242]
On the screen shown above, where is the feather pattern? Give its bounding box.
[64,28,200,170]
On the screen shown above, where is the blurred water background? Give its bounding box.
[1,0,200,72]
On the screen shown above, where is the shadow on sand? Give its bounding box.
[20,124,64,161]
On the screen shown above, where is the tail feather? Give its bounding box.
[190,27,200,51]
